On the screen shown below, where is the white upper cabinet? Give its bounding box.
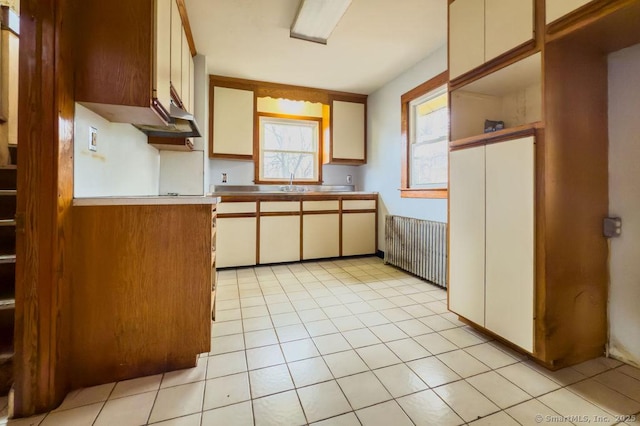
[546,0,593,24]
[485,0,534,63]
[189,55,195,114]
[449,0,534,79]
[449,0,485,80]
[330,100,366,163]
[181,31,190,110]
[170,0,182,99]
[154,0,172,112]
[212,86,255,157]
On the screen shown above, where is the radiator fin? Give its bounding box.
[384,215,447,288]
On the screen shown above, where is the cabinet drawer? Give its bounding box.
[303,200,339,211]
[217,202,257,214]
[260,201,300,213]
[342,200,376,210]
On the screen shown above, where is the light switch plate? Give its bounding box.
[89,127,98,152]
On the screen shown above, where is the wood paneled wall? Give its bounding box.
[14,0,75,416]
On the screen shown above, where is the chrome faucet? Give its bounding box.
[289,173,294,187]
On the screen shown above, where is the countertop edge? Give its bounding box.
[73,196,219,206]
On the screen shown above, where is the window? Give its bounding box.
[401,71,449,198]
[257,113,322,183]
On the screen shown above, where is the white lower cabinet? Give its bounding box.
[449,136,535,352]
[216,197,377,267]
[303,214,340,260]
[216,217,257,268]
[260,216,301,264]
[342,212,376,256]
[449,145,486,326]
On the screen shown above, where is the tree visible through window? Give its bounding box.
[400,71,449,199]
[258,114,321,182]
[410,87,448,188]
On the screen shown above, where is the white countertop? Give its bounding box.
[73,195,219,206]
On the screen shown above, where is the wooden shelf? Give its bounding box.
[449,122,543,150]
[450,52,542,142]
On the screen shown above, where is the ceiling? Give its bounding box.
[185,0,447,95]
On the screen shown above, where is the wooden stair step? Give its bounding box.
[0,166,16,191]
[7,144,16,166]
[0,255,16,264]
[0,299,14,310]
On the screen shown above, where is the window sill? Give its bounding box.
[400,188,448,199]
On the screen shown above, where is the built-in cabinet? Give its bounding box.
[75,0,196,150]
[259,202,301,264]
[211,86,255,158]
[216,194,377,268]
[545,0,594,24]
[342,200,377,256]
[216,202,258,268]
[303,201,340,260]
[446,0,634,369]
[209,76,367,164]
[326,98,367,164]
[449,0,534,80]
[71,200,215,388]
[450,137,535,352]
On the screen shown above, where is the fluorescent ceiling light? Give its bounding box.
[290,0,352,45]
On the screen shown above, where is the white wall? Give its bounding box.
[608,43,640,367]
[209,159,361,189]
[74,104,160,197]
[361,46,448,250]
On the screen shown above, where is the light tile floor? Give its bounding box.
[1,256,640,425]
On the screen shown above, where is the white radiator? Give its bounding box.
[384,215,447,288]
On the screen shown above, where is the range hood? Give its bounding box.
[135,103,201,138]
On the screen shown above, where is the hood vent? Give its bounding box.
[135,103,201,138]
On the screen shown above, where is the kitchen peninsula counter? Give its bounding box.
[70,198,216,389]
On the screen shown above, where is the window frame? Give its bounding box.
[400,71,449,199]
[254,112,324,184]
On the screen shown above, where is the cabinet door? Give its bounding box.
[189,55,195,114]
[448,146,486,326]
[181,31,190,109]
[260,216,301,264]
[303,214,340,260]
[485,0,534,63]
[212,86,254,156]
[154,0,171,111]
[342,212,376,256]
[216,217,257,268]
[485,136,535,352]
[449,0,485,79]
[170,0,182,98]
[546,0,593,24]
[331,100,365,162]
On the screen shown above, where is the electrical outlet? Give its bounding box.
[89,127,98,152]
[221,173,227,183]
[346,175,353,184]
